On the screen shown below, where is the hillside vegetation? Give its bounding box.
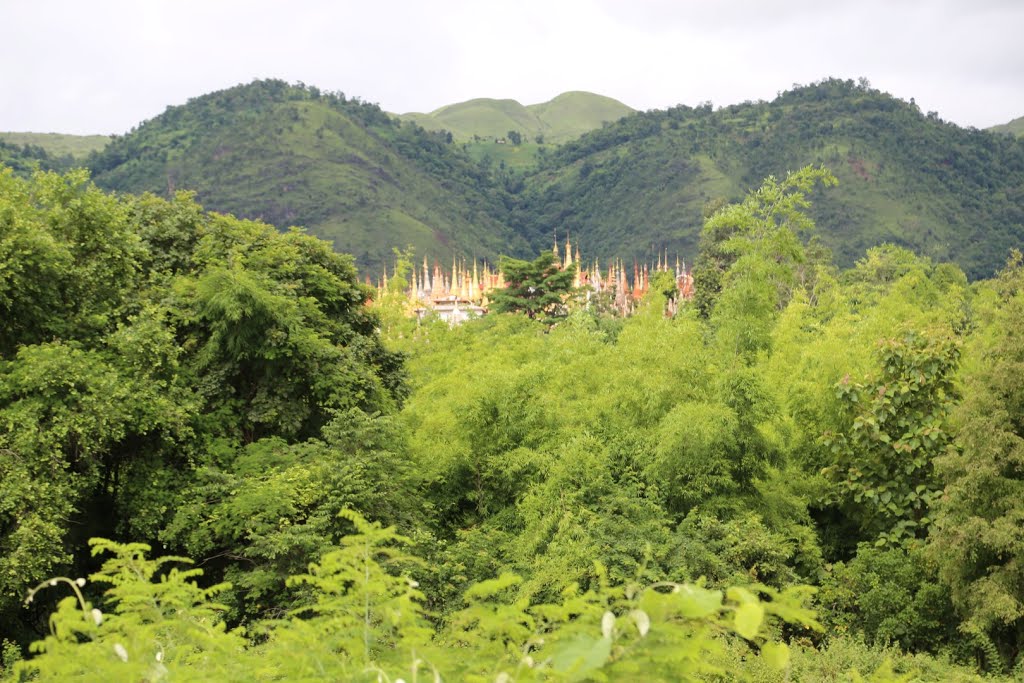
[0,132,109,159]
[989,114,1024,138]
[400,90,635,144]
[81,78,1024,280]
[0,140,73,177]
[514,78,1024,280]
[86,80,529,273]
[4,166,1024,680]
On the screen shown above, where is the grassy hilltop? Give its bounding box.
[0,131,109,159]
[399,90,635,144]
[989,114,1024,138]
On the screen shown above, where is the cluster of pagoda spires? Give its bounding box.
[371,234,695,317]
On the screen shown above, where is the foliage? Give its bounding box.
[5,161,1023,680]
[821,332,959,546]
[491,251,576,326]
[818,543,958,653]
[695,165,837,322]
[927,252,1024,671]
[11,538,244,681]
[8,515,823,682]
[0,168,405,644]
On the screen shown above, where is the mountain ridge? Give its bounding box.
[15,78,1022,280]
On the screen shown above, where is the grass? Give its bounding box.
[0,132,109,158]
[462,141,545,171]
[988,115,1024,137]
[398,91,634,144]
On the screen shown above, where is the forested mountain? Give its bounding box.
[86,80,529,272]
[514,78,1024,280]
[82,78,1024,281]
[399,91,635,143]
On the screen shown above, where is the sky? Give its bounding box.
[2,0,1022,135]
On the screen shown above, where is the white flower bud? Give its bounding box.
[631,609,651,637]
[49,579,57,587]
[113,643,128,662]
[601,610,615,639]
[155,651,163,662]
[91,608,103,626]
[75,578,86,587]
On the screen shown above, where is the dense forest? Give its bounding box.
[2,162,1024,681]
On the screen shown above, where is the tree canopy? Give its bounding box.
[2,163,1022,682]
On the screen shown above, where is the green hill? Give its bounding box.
[513,78,1024,280]
[0,139,76,176]
[77,78,1024,281]
[399,91,634,144]
[0,131,109,158]
[87,80,529,273]
[989,115,1024,138]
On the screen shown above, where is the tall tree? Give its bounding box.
[490,251,575,327]
[928,252,1024,670]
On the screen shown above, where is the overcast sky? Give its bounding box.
[2,0,1022,135]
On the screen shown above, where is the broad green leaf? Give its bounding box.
[734,602,764,640]
[675,585,724,618]
[549,634,612,681]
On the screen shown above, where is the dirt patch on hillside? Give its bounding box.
[848,156,872,181]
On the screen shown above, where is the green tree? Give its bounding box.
[693,165,837,322]
[822,332,959,547]
[491,251,575,327]
[928,252,1024,671]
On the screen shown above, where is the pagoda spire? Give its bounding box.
[452,257,459,298]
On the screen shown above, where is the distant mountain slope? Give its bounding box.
[513,79,1024,280]
[400,91,634,143]
[87,80,529,272]
[0,139,75,176]
[989,115,1024,138]
[77,78,1024,282]
[0,132,109,158]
